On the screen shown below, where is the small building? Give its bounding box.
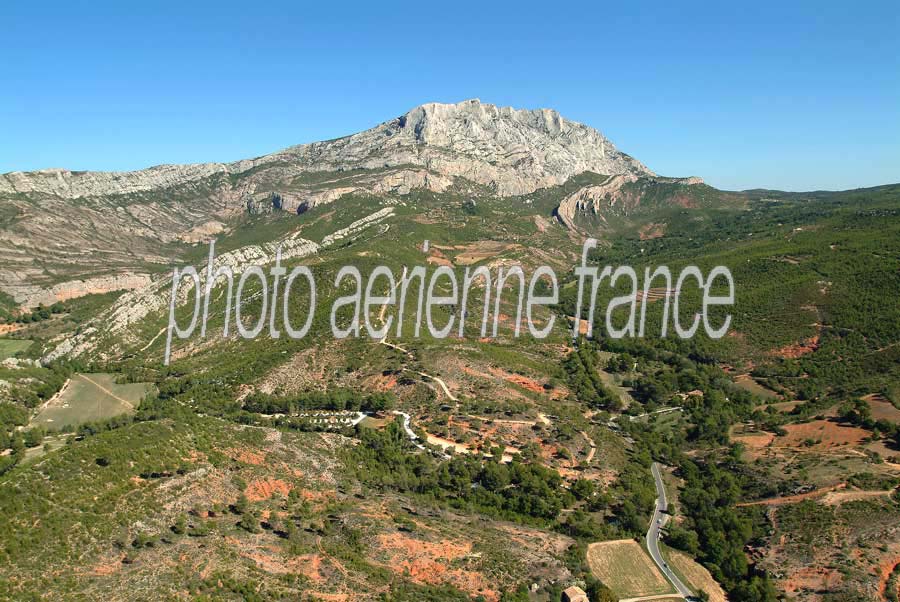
[562,585,589,602]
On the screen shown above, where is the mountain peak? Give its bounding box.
[276,99,654,195]
[399,98,571,142]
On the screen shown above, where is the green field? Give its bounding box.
[0,338,31,360]
[31,373,152,429]
[733,374,781,400]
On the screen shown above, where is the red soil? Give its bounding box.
[777,420,869,449]
[782,566,843,594]
[226,447,266,466]
[639,223,667,240]
[880,558,900,597]
[488,367,544,393]
[771,335,820,359]
[244,478,292,502]
[377,533,498,602]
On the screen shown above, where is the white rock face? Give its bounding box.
[321,208,394,247]
[43,201,405,362]
[0,164,229,198]
[555,174,706,231]
[556,175,640,230]
[272,99,653,196]
[8,273,154,309]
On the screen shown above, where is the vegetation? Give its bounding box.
[1,181,899,599]
[563,342,623,411]
[349,421,574,523]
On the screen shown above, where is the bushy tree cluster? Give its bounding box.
[243,389,395,414]
[675,458,778,602]
[349,422,574,522]
[563,342,622,410]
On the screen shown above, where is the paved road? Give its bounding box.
[391,411,427,451]
[647,462,694,599]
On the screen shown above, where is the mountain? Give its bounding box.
[0,99,652,200]
[0,99,700,311]
[270,98,655,195]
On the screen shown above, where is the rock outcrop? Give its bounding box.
[7,273,153,309]
[321,208,394,247]
[43,233,322,363]
[556,175,641,230]
[555,174,708,231]
[42,202,402,362]
[268,99,654,196]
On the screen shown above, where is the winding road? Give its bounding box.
[647,462,694,599]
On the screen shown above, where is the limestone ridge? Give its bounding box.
[273,99,655,195]
[0,99,653,200]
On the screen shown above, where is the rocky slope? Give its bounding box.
[0,99,691,310]
[268,98,654,196]
[555,175,706,230]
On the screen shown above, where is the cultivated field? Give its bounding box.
[665,547,727,602]
[0,338,31,360]
[31,373,152,429]
[759,400,804,414]
[586,539,674,599]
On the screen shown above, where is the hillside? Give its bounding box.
[0,102,899,602]
[0,100,700,312]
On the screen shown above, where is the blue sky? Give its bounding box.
[2,1,897,191]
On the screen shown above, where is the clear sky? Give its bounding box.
[2,1,898,191]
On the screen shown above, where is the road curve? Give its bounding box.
[391,411,427,451]
[647,462,694,598]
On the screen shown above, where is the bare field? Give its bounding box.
[777,420,869,450]
[452,241,521,265]
[863,394,900,423]
[586,539,673,599]
[759,400,803,413]
[666,548,727,602]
